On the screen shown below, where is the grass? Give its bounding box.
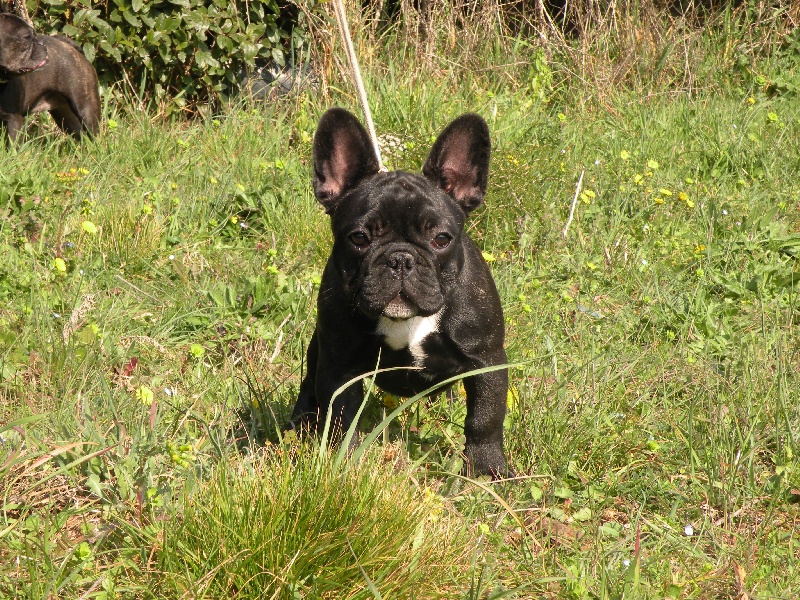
[2,2,800,598]
[154,446,473,598]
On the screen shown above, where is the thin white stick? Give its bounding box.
[269,313,293,364]
[562,169,585,238]
[332,0,386,172]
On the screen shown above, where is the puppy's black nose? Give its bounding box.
[387,251,414,275]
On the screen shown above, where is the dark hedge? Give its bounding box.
[29,0,319,108]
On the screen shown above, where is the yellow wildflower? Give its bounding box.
[54,258,67,272]
[136,385,154,406]
[81,220,98,234]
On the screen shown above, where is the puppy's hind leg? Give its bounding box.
[76,94,101,137]
[50,105,85,140]
[50,93,98,139]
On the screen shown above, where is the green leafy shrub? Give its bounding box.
[31,0,320,109]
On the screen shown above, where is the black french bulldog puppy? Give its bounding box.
[0,13,100,141]
[289,107,511,478]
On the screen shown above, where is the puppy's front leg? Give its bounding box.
[2,114,25,143]
[289,329,321,431]
[462,365,511,479]
[290,342,365,444]
[315,360,365,444]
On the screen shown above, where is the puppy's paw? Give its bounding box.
[283,415,319,437]
[463,442,514,481]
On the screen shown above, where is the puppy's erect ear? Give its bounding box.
[313,108,381,213]
[422,113,491,215]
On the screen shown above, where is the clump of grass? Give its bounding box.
[152,444,472,598]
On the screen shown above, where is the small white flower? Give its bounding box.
[79,269,85,275]
[164,387,176,397]
[53,312,61,318]
[732,123,737,129]
[684,524,694,536]
[623,559,631,567]
[722,209,728,215]
[594,159,600,165]
[168,254,175,260]
[641,259,648,266]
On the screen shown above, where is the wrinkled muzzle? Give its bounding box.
[356,245,445,320]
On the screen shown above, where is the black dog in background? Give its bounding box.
[0,13,100,141]
[289,108,512,479]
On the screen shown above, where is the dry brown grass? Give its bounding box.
[299,0,798,107]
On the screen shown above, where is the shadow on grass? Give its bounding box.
[229,360,492,483]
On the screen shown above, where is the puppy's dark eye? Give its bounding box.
[349,231,369,248]
[432,233,452,249]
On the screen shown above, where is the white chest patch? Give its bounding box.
[376,311,442,364]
